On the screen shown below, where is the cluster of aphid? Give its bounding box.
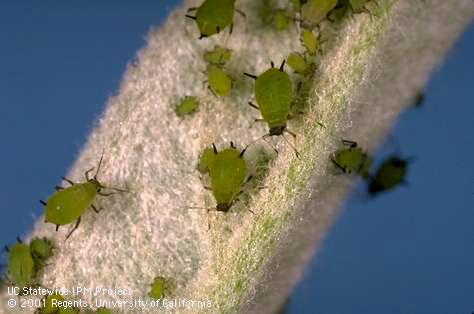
[331,139,412,196]
[2,0,414,312]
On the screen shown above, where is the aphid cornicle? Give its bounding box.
[368,156,410,196]
[331,139,372,179]
[185,0,243,39]
[40,153,127,240]
[206,142,249,212]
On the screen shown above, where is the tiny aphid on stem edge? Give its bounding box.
[185,0,245,39]
[40,152,127,240]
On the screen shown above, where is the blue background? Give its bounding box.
[0,2,472,313]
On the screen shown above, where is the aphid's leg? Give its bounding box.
[199,33,207,40]
[261,135,279,155]
[243,72,257,80]
[235,8,246,18]
[229,24,233,35]
[65,217,81,240]
[16,237,22,243]
[254,119,265,123]
[230,141,236,148]
[271,61,275,68]
[84,167,96,181]
[97,191,118,197]
[187,7,198,12]
[39,200,47,206]
[185,14,197,20]
[341,139,358,148]
[285,129,297,138]
[207,85,218,98]
[279,60,286,71]
[91,204,102,213]
[61,176,75,186]
[212,143,218,154]
[56,225,59,232]
[282,133,301,159]
[4,245,9,252]
[204,186,212,191]
[248,102,260,110]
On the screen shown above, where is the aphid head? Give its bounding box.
[216,202,232,212]
[269,125,286,136]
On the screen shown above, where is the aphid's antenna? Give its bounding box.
[94,150,106,180]
[282,133,301,159]
[243,72,257,80]
[279,60,286,71]
[101,186,129,193]
[248,102,259,110]
[251,134,279,155]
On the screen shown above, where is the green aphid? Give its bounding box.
[287,53,309,73]
[175,96,199,117]
[244,61,294,137]
[40,153,127,240]
[301,29,318,55]
[185,0,241,39]
[204,45,232,66]
[272,9,289,31]
[29,237,54,268]
[331,139,372,179]
[7,242,36,288]
[206,142,249,212]
[149,276,173,300]
[368,156,409,196]
[198,147,216,174]
[207,65,232,97]
[301,0,338,28]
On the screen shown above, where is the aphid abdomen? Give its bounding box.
[45,182,97,225]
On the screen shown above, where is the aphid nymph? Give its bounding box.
[40,152,127,240]
[368,155,410,196]
[185,0,244,39]
[331,139,372,179]
[244,61,300,156]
